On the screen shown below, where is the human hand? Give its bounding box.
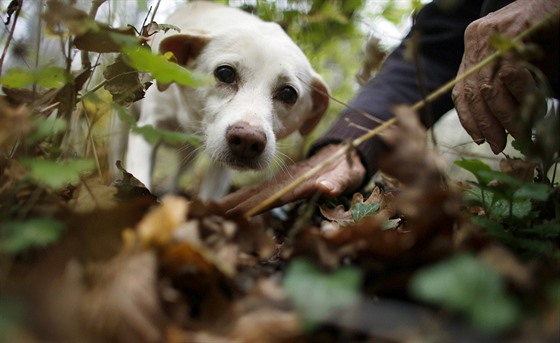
[216,144,366,216]
[452,0,557,153]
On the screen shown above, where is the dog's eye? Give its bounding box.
[278,86,298,104]
[214,65,236,84]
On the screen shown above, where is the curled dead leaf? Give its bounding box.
[137,195,189,248]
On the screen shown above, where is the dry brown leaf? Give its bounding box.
[137,195,189,248]
[479,245,535,289]
[66,177,118,213]
[232,309,299,343]
[499,158,537,182]
[103,55,147,106]
[44,0,90,36]
[74,25,138,53]
[80,251,165,343]
[0,97,32,152]
[319,187,396,227]
[378,105,458,237]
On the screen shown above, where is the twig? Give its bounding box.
[81,0,108,70]
[150,0,162,24]
[244,6,560,218]
[0,0,23,76]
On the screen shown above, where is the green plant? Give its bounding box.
[456,158,559,259]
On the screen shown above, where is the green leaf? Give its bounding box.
[488,198,532,220]
[0,218,66,253]
[513,183,551,202]
[0,67,71,89]
[517,223,560,239]
[351,202,380,222]
[454,159,493,186]
[35,66,72,88]
[26,117,68,145]
[21,158,94,190]
[283,258,362,330]
[122,46,202,87]
[132,125,202,147]
[382,218,401,230]
[410,254,519,333]
[0,68,34,88]
[107,32,141,48]
[477,170,522,188]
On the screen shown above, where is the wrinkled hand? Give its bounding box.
[217,144,366,216]
[452,0,557,153]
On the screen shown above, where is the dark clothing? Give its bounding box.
[311,0,558,184]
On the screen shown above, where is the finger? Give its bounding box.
[453,64,485,143]
[316,151,365,197]
[479,81,529,142]
[498,64,536,102]
[499,65,548,121]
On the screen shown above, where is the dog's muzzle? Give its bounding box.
[224,121,268,169]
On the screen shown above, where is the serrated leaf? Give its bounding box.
[490,198,533,220]
[351,202,380,222]
[410,254,519,333]
[132,125,202,147]
[0,218,66,253]
[21,158,94,190]
[283,259,362,330]
[157,23,181,34]
[122,46,201,87]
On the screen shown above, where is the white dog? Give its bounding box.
[123,1,329,201]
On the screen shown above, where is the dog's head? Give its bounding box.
[156,22,329,170]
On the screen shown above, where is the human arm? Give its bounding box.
[452,0,560,154]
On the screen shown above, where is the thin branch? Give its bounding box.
[244,6,560,218]
[0,0,23,76]
[150,0,162,24]
[81,0,108,70]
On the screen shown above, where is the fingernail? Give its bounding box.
[318,179,335,192]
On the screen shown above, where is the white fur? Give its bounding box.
[122,1,329,201]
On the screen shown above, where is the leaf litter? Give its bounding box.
[0,3,558,338]
[1,105,557,343]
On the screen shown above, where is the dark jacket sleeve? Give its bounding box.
[311,0,485,184]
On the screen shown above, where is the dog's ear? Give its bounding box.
[299,75,330,136]
[157,33,210,91]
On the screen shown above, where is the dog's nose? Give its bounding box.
[226,122,267,160]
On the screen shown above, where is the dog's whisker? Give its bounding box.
[270,152,295,181]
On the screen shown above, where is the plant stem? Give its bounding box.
[81,0,107,70]
[244,6,560,218]
[0,0,23,77]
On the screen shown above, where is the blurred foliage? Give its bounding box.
[410,253,520,333]
[283,258,362,330]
